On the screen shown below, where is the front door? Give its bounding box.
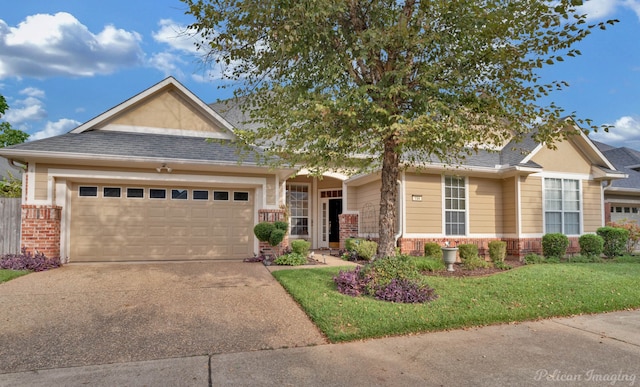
[319,197,343,248]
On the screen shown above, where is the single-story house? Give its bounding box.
[593,141,640,224]
[0,77,628,262]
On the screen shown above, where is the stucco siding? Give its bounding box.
[502,177,517,234]
[404,173,442,234]
[520,176,543,234]
[468,177,502,234]
[583,179,603,232]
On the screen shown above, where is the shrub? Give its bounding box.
[333,266,367,297]
[290,240,311,256]
[354,240,377,261]
[361,255,419,295]
[494,261,512,270]
[374,278,438,304]
[0,249,62,272]
[488,241,507,263]
[345,238,360,252]
[274,221,289,232]
[462,255,490,270]
[597,226,630,258]
[608,220,640,253]
[424,242,443,259]
[253,222,275,242]
[269,228,286,247]
[567,254,604,263]
[523,253,545,264]
[542,233,569,258]
[457,244,479,261]
[578,234,604,257]
[411,256,445,272]
[274,253,307,266]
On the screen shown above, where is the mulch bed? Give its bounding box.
[424,260,525,277]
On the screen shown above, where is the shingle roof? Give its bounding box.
[600,146,640,190]
[1,130,263,164]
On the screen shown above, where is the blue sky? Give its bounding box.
[1,0,639,149]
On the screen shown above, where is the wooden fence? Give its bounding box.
[0,198,21,255]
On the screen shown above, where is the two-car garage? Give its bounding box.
[69,183,255,262]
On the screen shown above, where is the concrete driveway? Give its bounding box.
[0,262,326,373]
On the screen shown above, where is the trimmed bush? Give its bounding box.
[354,240,377,261]
[457,244,479,261]
[488,241,507,263]
[579,234,604,257]
[269,228,286,247]
[345,238,360,252]
[274,253,307,266]
[597,226,630,258]
[253,222,275,242]
[462,255,490,270]
[424,242,443,259]
[362,255,419,295]
[541,233,569,258]
[274,221,289,232]
[290,240,311,256]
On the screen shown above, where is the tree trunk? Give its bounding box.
[378,136,400,258]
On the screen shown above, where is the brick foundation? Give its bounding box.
[21,205,62,258]
[338,213,359,249]
[257,209,289,256]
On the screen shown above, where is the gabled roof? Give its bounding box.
[597,144,640,190]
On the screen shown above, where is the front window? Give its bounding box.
[287,184,309,236]
[444,176,466,235]
[545,178,580,235]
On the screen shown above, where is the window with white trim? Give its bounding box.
[544,178,580,235]
[444,176,466,236]
[287,184,309,236]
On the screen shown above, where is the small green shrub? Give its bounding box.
[345,238,360,252]
[542,233,569,258]
[545,256,561,264]
[578,234,604,257]
[362,255,419,295]
[424,243,443,259]
[290,240,311,256]
[354,240,378,261]
[253,222,275,242]
[462,255,490,270]
[457,244,479,261]
[274,253,307,266]
[488,241,507,263]
[494,261,512,270]
[274,221,289,232]
[411,256,445,272]
[597,226,630,258]
[524,253,545,264]
[269,229,286,247]
[567,254,604,263]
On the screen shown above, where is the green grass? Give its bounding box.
[273,263,640,342]
[0,269,30,283]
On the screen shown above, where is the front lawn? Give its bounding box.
[0,269,30,283]
[273,263,640,342]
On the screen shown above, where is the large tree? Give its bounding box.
[184,0,615,257]
[0,95,29,148]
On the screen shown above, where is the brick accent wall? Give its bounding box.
[21,205,62,258]
[338,213,359,249]
[604,202,612,225]
[257,209,289,256]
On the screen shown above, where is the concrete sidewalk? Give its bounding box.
[3,309,638,386]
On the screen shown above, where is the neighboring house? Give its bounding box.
[594,141,640,224]
[0,156,22,182]
[0,77,627,262]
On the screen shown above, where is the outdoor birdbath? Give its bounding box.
[441,247,458,272]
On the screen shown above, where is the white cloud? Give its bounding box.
[590,115,640,149]
[30,118,80,141]
[19,87,45,99]
[4,87,47,124]
[152,19,200,54]
[0,12,144,79]
[578,0,640,20]
[148,52,187,78]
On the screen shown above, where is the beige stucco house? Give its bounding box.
[0,77,627,262]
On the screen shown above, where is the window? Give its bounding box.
[193,190,209,200]
[79,186,98,197]
[444,176,466,235]
[544,178,580,235]
[287,184,309,236]
[233,191,249,201]
[213,191,229,201]
[127,188,144,198]
[103,187,121,198]
[149,189,166,199]
[172,189,188,200]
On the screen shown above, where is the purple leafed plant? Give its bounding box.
[0,248,62,272]
[333,266,368,297]
[374,279,439,304]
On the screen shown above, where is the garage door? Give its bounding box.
[69,183,254,262]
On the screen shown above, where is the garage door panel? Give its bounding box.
[70,184,254,262]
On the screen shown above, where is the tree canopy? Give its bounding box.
[184,0,616,256]
[0,94,29,148]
